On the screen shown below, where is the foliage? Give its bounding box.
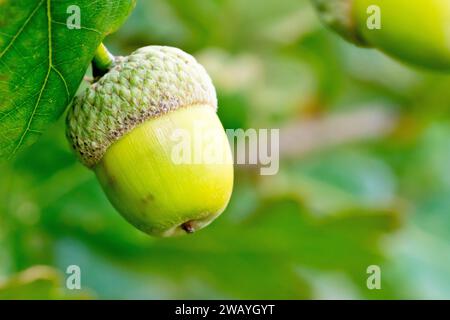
[0,0,135,159]
[1,0,450,299]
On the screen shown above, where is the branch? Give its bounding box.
[280,105,398,158]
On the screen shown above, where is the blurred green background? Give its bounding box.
[1,0,450,299]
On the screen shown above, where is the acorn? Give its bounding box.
[66,46,234,237]
[311,0,450,70]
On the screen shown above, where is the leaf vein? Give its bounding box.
[9,0,52,157]
[51,65,70,101]
[51,20,102,35]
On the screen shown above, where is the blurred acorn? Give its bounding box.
[311,0,450,70]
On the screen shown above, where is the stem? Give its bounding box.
[181,221,195,234]
[92,43,115,79]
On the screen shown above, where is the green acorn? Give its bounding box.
[311,0,450,70]
[66,46,234,237]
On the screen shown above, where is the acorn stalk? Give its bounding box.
[92,43,115,78]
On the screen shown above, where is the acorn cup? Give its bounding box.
[311,0,450,70]
[67,46,234,237]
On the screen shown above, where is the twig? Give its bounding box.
[280,105,398,158]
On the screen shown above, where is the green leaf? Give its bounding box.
[0,0,136,160]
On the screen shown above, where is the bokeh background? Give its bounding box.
[1,0,450,299]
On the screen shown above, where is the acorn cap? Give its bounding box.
[311,0,367,45]
[66,46,218,168]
